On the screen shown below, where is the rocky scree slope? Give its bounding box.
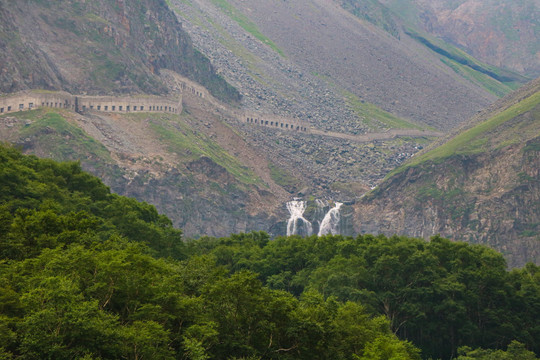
[165,0,524,196]
[0,0,239,103]
[339,0,530,98]
[0,75,426,237]
[354,78,540,268]
[169,0,516,132]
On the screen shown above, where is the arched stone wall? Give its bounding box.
[243,113,309,132]
[0,91,75,114]
[76,96,180,114]
[179,81,206,98]
[0,91,313,136]
[0,91,181,115]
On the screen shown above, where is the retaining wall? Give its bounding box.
[0,91,181,115]
[180,81,206,98]
[244,113,309,132]
[77,96,180,114]
[0,91,73,113]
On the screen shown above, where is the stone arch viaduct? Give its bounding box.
[243,112,309,132]
[179,81,206,98]
[0,91,181,115]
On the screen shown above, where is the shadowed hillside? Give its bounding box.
[0,0,240,103]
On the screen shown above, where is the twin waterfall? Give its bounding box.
[286,199,344,236]
[286,201,313,236]
[318,202,343,236]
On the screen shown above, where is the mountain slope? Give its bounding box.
[168,0,527,132]
[0,144,428,360]
[354,78,540,267]
[0,0,239,102]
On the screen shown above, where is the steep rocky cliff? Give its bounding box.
[0,0,239,102]
[354,79,540,267]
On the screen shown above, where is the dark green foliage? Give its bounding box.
[457,341,539,359]
[0,143,184,260]
[186,233,540,360]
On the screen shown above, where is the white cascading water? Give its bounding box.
[318,202,343,236]
[286,200,313,236]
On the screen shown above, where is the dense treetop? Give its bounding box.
[0,144,538,359]
[186,232,540,359]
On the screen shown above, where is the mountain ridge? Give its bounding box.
[355,78,540,267]
[379,0,540,78]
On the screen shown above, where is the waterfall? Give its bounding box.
[286,200,313,236]
[318,202,343,236]
[313,199,329,234]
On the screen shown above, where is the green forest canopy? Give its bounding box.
[0,144,538,360]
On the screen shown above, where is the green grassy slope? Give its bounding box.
[340,0,401,37]
[404,29,528,96]
[209,0,285,57]
[341,89,426,130]
[358,79,540,269]
[144,112,261,186]
[1,108,260,187]
[1,108,116,171]
[394,80,540,174]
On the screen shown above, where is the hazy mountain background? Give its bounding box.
[378,0,540,77]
